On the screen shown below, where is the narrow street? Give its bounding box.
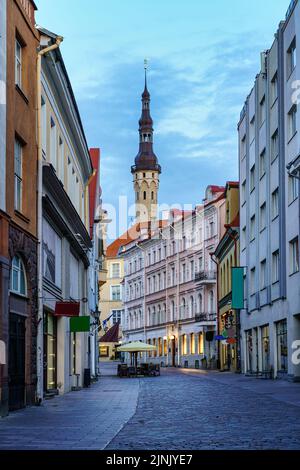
[0,363,300,450]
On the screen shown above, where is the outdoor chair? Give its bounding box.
[118,364,128,378]
[128,366,137,377]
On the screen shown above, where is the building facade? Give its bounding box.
[122,188,226,369]
[213,182,240,372]
[38,27,94,395]
[0,0,39,417]
[238,0,300,380]
[99,239,124,360]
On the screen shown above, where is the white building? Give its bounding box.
[238,0,300,380]
[38,27,95,395]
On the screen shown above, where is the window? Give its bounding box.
[259,95,266,126]
[171,266,175,286]
[190,333,195,355]
[272,188,279,219]
[41,96,47,155]
[272,250,279,283]
[111,263,120,278]
[241,134,246,159]
[287,37,296,78]
[143,191,146,200]
[11,256,27,296]
[182,335,187,355]
[250,215,255,241]
[43,218,62,287]
[271,129,279,162]
[198,333,204,354]
[210,221,214,238]
[276,320,288,372]
[111,285,121,301]
[260,149,266,178]
[250,116,255,143]
[260,259,266,289]
[136,192,139,201]
[260,203,266,231]
[250,267,256,294]
[250,165,255,192]
[112,310,122,325]
[190,260,194,280]
[59,137,64,184]
[70,253,79,300]
[242,226,246,249]
[15,39,22,87]
[271,72,278,104]
[50,117,57,167]
[288,175,299,203]
[14,138,23,211]
[182,263,186,282]
[290,238,299,275]
[242,180,246,205]
[288,105,297,140]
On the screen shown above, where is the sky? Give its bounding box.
[36,0,289,233]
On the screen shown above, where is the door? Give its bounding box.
[261,325,270,372]
[8,314,26,411]
[171,338,176,367]
[43,312,57,392]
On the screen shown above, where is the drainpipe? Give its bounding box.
[36,35,63,404]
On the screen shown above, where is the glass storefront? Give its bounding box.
[276,320,288,373]
[261,325,270,372]
[43,312,57,392]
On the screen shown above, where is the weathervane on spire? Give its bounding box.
[144,58,149,88]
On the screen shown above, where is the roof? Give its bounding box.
[89,148,100,239]
[100,323,120,343]
[106,220,168,258]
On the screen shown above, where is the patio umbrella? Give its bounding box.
[117,342,156,368]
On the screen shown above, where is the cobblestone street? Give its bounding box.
[1,364,300,450]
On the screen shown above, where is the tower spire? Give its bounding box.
[131,62,161,224]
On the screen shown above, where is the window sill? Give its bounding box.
[289,270,299,277]
[10,290,28,300]
[14,210,30,224]
[15,84,29,104]
[287,131,297,145]
[288,197,298,207]
[270,97,278,110]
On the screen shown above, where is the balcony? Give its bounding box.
[195,312,217,323]
[195,270,217,283]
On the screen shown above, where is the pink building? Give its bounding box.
[121,186,226,369]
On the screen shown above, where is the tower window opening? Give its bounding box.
[136,192,139,201]
[143,191,147,200]
[143,173,146,178]
[151,191,154,201]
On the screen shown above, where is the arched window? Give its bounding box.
[181,298,186,319]
[136,192,139,201]
[151,191,154,201]
[209,290,214,313]
[190,296,194,316]
[152,306,156,326]
[143,191,147,200]
[198,293,203,313]
[162,303,166,323]
[158,305,161,325]
[11,255,27,296]
[171,300,175,322]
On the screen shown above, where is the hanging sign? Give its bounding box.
[232,267,244,309]
[54,302,80,317]
[215,335,225,341]
[70,316,90,333]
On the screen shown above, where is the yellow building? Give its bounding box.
[214,182,240,372]
[99,237,125,360]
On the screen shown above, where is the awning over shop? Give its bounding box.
[117,341,156,353]
[54,301,80,317]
